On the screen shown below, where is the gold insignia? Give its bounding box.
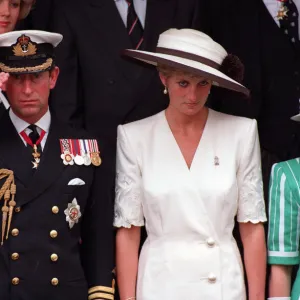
[0,58,53,73]
[0,169,16,245]
[12,34,37,57]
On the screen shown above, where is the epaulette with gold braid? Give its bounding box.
[0,169,16,245]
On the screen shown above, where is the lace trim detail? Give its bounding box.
[238,167,267,223]
[114,172,144,228]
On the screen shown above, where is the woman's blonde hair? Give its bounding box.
[157,64,204,79]
[19,0,35,20]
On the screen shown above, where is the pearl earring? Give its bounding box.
[163,86,168,95]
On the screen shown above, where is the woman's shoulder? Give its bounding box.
[208,108,257,135]
[209,108,255,126]
[118,110,164,135]
[272,158,300,174]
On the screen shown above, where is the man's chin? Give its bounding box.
[13,107,42,120]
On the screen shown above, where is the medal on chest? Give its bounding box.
[64,198,82,229]
[60,139,75,165]
[276,0,289,20]
[20,129,46,169]
[59,139,101,167]
[89,139,101,166]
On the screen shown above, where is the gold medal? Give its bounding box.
[91,152,101,166]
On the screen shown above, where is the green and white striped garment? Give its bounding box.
[268,158,300,300]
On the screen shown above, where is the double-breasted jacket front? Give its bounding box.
[0,112,115,300]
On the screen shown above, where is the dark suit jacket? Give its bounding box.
[0,112,115,300]
[49,0,204,144]
[203,0,300,186]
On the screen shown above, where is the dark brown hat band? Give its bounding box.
[122,49,250,96]
[156,47,220,70]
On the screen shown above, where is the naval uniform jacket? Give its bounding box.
[0,111,115,300]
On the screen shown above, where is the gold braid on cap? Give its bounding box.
[0,58,53,73]
[0,169,16,245]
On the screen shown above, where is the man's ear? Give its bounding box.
[49,66,60,89]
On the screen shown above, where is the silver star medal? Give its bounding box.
[64,198,82,229]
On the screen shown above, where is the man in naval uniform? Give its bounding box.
[0,30,115,300]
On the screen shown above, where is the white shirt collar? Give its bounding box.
[0,91,9,109]
[9,108,51,134]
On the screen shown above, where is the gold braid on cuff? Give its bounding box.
[88,279,115,300]
[88,292,114,300]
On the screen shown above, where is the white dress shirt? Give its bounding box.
[263,0,300,34]
[9,108,51,150]
[114,0,147,28]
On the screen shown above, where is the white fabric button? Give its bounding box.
[208,273,217,283]
[206,237,215,247]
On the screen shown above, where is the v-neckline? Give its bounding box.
[162,108,211,172]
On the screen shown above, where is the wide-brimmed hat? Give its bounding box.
[123,29,249,96]
[0,30,62,74]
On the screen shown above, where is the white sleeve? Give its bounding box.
[113,125,144,228]
[237,119,267,223]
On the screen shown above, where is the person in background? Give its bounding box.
[267,146,300,300]
[202,0,300,207]
[16,0,52,31]
[49,0,205,147]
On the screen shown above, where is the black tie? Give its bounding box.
[280,0,299,44]
[126,0,144,49]
[28,124,42,156]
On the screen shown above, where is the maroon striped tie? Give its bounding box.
[126,0,144,49]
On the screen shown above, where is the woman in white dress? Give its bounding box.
[114,28,267,300]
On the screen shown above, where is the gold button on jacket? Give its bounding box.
[11,253,19,261]
[12,277,20,285]
[50,230,58,238]
[11,228,19,237]
[51,278,59,286]
[52,206,59,214]
[50,254,58,262]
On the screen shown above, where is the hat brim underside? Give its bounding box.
[123,50,250,96]
[0,57,53,74]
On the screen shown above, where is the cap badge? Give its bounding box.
[64,198,82,229]
[13,34,37,57]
